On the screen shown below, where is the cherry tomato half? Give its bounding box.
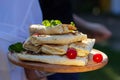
[93,53,103,63]
[66,48,77,59]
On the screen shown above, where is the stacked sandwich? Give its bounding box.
[16,20,95,66]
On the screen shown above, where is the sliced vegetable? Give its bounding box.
[93,53,103,63]
[66,48,77,59]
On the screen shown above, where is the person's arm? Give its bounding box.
[24,68,47,80]
[73,14,112,42]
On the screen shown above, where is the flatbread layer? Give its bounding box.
[29,32,87,46]
[41,45,68,55]
[23,38,41,53]
[29,24,77,35]
[69,39,95,56]
[16,53,88,66]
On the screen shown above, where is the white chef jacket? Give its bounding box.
[0,0,43,80]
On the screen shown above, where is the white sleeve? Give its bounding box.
[0,0,43,42]
[0,0,42,80]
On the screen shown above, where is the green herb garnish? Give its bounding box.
[42,20,75,27]
[50,20,62,26]
[42,20,51,27]
[70,22,75,26]
[8,42,25,53]
[42,20,62,27]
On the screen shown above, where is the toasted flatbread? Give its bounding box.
[41,45,68,55]
[69,39,95,56]
[23,38,41,53]
[40,39,95,56]
[29,24,77,35]
[23,38,95,56]
[29,32,87,46]
[16,53,88,66]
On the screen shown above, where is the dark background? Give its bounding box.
[71,0,120,80]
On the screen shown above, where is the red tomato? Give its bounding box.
[66,48,77,59]
[93,53,103,63]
